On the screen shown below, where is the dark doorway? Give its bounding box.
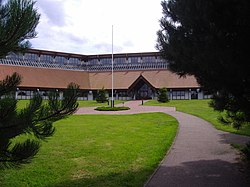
[191,91,198,99]
[129,75,155,100]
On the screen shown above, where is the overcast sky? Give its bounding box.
[31,0,163,55]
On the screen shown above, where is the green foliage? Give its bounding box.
[0,113,178,186]
[95,106,130,111]
[157,0,250,128]
[0,73,79,168]
[241,142,250,163]
[157,87,169,103]
[218,111,247,130]
[96,87,108,103]
[0,0,40,58]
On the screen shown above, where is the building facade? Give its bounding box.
[0,49,211,100]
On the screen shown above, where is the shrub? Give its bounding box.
[96,87,108,103]
[157,87,169,103]
[241,142,250,163]
[95,106,130,111]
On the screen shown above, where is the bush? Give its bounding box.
[95,106,130,111]
[157,87,169,103]
[241,142,250,163]
[96,87,108,103]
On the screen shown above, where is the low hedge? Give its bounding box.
[95,106,130,111]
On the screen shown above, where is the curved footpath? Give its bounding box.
[75,100,250,187]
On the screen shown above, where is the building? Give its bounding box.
[0,49,211,100]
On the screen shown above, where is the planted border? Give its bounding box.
[95,106,130,111]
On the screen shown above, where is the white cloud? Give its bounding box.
[36,0,67,27]
[31,0,163,54]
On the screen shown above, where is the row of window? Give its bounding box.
[6,53,82,65]
[0,59,87,71]
[88,63,167,71]
[6,52,167,65]
[87,57,166,65]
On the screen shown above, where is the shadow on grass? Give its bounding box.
[49,169,152,187]
[146,159,250,187]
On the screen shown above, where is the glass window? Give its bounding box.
[142,56,156,63]
[6,52,23,60]
[114,58,126,64]
[68,58,81,65]
[24,53,39,61]
[128,57,140,64]
[55,56,67,64]
[100,58,112,65]
[172,90,185,100]
[40,55,54,62]
[88,59,99,65]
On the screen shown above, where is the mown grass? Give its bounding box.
[145,99,250,136]
[16,100,126,109]
[77,100,125,108]
[0,113,178,187]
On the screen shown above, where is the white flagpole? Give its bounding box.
[111,25,114,107]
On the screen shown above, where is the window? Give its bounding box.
[6,52,23,60]
[88,58,99,65]
[100,58,112,65]
[24,53,39,61]
[68,58,80,64]
[114,58,126,64]
[55,56,67,64]
[40,55,54,62]
[128,57,140,64]
[172,90,186,100]
[142,56,156,63]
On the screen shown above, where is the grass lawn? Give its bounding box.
[0,113,178,187]
[16,99,126,109]
[145,100,250,136]
[77,100,125,108]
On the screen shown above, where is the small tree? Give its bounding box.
[157,87,169,103]
[96,87,108,103]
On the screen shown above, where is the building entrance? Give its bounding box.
[129,75,155,100]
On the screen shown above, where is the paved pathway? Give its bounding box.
[75,100,250,186]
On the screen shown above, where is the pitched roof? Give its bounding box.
[89,70,199,89]
[0,65,90,89]
[0,65,199,90]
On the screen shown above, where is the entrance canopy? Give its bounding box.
[128,75,155,100]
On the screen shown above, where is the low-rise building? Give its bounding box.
[0,49,211,100]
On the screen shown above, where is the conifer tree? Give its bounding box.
[0,0,40,58]
[157,87,169,103]
[157,0,250,128]
[96,87,108,103]
[0,0,80,168]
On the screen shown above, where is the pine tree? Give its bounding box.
[96,87,108,103]
[0,0,40,58]
[0,0,80,168]
[157,87,169,103]
[157,0,250,128]
[0,73,79,168]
